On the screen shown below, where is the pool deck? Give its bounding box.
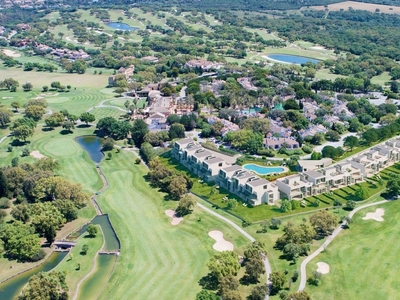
[243,163,289,176]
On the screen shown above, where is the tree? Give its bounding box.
[269,271,286,295]
[0,221,41,261]
[45,112,64,128]
[19,271,68,300]
[245,256,265,283]
[62,120,75,133]
[322,146,341,159]
[355,187,369,200]
[343,136,359,151]
[53,200,78,222]
[346,200,356,210]
[386,173,400,197]
[13,125,34,142]
[30,203,65,244]
[21,147,30,157]
[241,118,270,134]
[140,142,156,163]
[167,175,189,199]
[11,204,30,223]
[280,199,292,212]
[0,107,13,127]
[11,101,20,112]
[79,112,95,125]
[102,138,115,151]
[132,119,149,147]
[270,218,282,229]
[325,130,340,142]
[362,129,379,145]
[22,82,33,91]
[176,194,196,216]
[309,210,337,237]
[249,285,268,300]
[2,78,19,90]
[286,290,311,300]
[310,152,322,160]
[207,251,240,279]
[167,114,181,125]
[25,105,46,120]
[87,224,98,237]
[218,275,240,299]
[169,123,186,140]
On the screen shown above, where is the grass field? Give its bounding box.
[55,225,103,298]
[310,1,400,14]
[306,199,400,298]
[96,151,250,299]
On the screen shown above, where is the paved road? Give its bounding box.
[196,202,272,299]
[298,199,390,291]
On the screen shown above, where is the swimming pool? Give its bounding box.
[243,164,285,175]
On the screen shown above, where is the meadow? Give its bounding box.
[306,199,400,299]
[310,1,400,14]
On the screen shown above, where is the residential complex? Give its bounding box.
[172,136,400,206]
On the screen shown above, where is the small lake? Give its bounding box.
[76,136,104,163]
[266,54,320,65]
[243,164,286,175]
[106,22,138,31]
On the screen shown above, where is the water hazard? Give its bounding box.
[75,136,104,163]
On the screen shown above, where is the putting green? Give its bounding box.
[43,138,81,156]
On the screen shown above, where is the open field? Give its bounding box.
[96,151,250,299]
[55,225,103,298]
[309,1,400,14]
[306,200,400,298]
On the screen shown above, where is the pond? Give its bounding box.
[243,164,286,175]
[106,22,138,31]
[0,252,68,299]
[266,54,320,65]
[75,136,104,163]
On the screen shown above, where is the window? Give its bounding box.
[218,162,223,167]
[263,185,268,189]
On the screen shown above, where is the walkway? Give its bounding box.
[298,199,390,291]
[196,202,271,299]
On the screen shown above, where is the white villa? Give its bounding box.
[171,137,400,205]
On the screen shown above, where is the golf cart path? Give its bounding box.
[196,202,272,299]
[298,199,390,291]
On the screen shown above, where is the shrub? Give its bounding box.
[21,148,30,157]
[290,200,300,210]
[7,145,13,152]
[135,158,141,164]
[81,244,89,255]
[302,145,312,154]
[293,149,303,155]
[107,152,112,160]
[87,224,98,237]
[102,138,115,151]
[31,249,46,262]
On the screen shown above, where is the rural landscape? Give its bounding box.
[1,0,400,299]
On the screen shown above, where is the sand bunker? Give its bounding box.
[2,49,21,57]
[362,208,384,222]
[30,150,46,159]
[311,46,326,50]
[208,230,234,252]
[165,209,183,225]
[316,262,330,274]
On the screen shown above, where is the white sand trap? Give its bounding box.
[165,209,183,225]
[31,96,44,100]
[362,208,385,222]
[2,97,13,99]
[2,49,21,57]
[208,230,234,252]
[311,46,326,50]
[30,150,46,159]
[316,262,330,274]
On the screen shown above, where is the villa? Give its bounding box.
[263,137,299,150]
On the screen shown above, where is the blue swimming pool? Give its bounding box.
[267,54,319,65]
[243,164,285,175]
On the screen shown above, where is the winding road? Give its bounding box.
[298,199,390,291]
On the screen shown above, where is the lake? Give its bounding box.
[243,164,286,175]
[266,54,320,65]
[75,136,104,163]
[106,22,138,31]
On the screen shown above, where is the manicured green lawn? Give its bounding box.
[55,226,103,298]
[306,200,400,299]
[96,151,250,300]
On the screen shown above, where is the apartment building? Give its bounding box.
[172,138,280,206]
[172,136,400,204]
